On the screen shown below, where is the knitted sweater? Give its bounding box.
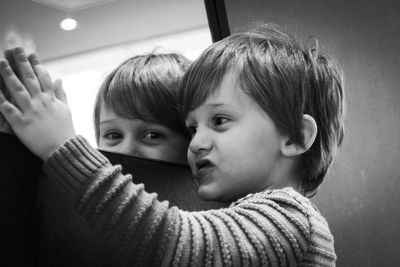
[44,136,336,266]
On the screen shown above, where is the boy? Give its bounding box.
[94,53,190,164]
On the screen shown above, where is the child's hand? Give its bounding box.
[0,47,76,160]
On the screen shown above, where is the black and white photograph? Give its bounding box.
[0,0,399,266]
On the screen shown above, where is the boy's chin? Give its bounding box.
[197,185,232,203]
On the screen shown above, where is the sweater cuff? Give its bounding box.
[43,135,110,198]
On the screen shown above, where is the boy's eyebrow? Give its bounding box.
[99,119,116,124]
[186,103,236,122]
[203,103,233,108]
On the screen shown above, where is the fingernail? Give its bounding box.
[14,47,28,61]
[0,59,9,68]
[14,46,24,54]
[29,53,41,65]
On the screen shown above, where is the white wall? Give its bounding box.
[44,27,212,146]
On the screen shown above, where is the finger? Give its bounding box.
[28,53,54,96]
[0,75,7,99]
[0,110,14,134]
[0,87,6,105]
[54,78,68,104]
[0,89,22,126]
[0,59,32,111]
[28,52,41,66]
[0,56,18,107]
[12,47,41,97]
[0,90,16,134]
[2,49,16,99]
[4,49,17,76]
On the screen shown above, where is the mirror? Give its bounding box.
[0,2,215,265]
[0,0,212,146]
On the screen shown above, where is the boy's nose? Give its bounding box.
[119,139,142,157]
[189,129,213,154]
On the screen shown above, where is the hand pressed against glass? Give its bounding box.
[0,47,75,160]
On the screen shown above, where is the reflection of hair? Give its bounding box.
[94,53,191,142]
[180,23,345,196]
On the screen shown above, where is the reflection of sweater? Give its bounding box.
[44,136,336,266]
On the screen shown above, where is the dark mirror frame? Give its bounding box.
[204,0,230,42]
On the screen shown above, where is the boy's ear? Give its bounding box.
[280,114,318,157]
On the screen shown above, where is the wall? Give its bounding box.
[0,0,208,61]
[224,0,400,266]
[0,0,212,146]
[43,27,212,146]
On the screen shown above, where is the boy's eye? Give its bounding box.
[143,131,162,140]
[104,131,123,140]
[212,116,230,128]
[187,125,197,137]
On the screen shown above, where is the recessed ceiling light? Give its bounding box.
[60,18,78,31]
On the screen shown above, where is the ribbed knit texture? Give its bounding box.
[44,136,336,266]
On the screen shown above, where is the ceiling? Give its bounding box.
[31,0,118,12]
[0,0,208,61]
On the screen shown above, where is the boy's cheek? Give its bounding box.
[187,154,197,172]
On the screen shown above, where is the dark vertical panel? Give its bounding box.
[0,133,41,266]
[204,0,230,42]
[224,1,400,266]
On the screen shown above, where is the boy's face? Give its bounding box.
[185,72,286,202]
[98,103,188,165]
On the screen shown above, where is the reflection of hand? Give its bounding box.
[0,47,75,160]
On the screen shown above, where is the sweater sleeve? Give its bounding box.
[44,136,313,266]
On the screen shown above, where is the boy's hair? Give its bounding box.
[180,23,345,196]
[94,53,191,142]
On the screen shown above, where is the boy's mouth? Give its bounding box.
[195,158,215,173]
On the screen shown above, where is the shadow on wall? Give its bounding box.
[224,0,400,266]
